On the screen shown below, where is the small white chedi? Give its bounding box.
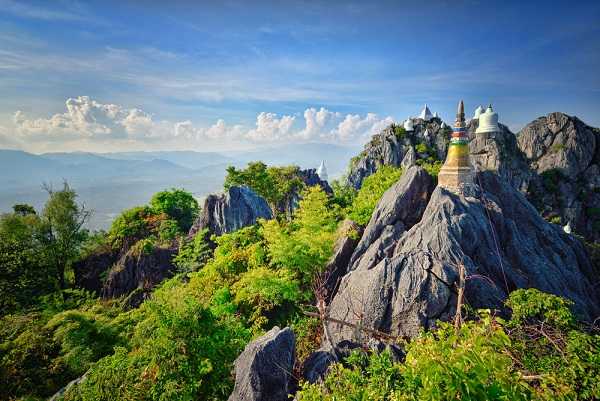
[473,105,484,120]
[476,105,500,134]
[419,104,433,121]
[317,160,328,182]
[403,118,414,131]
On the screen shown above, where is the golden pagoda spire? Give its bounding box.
[437,100,474,191]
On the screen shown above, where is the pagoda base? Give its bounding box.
[437,165,475,193]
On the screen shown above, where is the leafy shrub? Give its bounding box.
[149,189,198,232]
[63,281,250,401]
[107,206,154,249]
[232,266,300,329]
[347,166,402,225]
[330,179,357,210]
[173,228,213,273]
[297,291,600,401]
[394,125,406,140]
[224,162,305,211]
[262,186,339,289]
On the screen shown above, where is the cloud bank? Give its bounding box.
[9,96,393,151]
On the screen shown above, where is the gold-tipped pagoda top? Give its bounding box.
[455,100,465,128]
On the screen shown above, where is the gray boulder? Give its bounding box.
[400,146,417,169]
[328,171,600,342]
[348,166,435,273]
[517,112,597,179]
[229,326,295,401]
[323,220,363,303]
[347,120,447,189]
[469,120,533,193]
[189,186,272,238]
[101,245,177,299]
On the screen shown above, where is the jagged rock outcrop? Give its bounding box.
[73,250,119,295]
[517,112,597,179]
[468,120,533,192]
[323,220,363,303]
[347,119,448,189]
[348,166,435,274]
[102,245,177,299]
[345,112,600,243]
[328,170,600,342]
[189,186,272,238]
[299,168,333,194]
[228,326,295,401]
[276,168,333,218]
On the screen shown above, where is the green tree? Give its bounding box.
[262,186,339,289]
[149,188,198,232]
[41,182,91,289]
[347,166,402,225]
[224,162,305,212]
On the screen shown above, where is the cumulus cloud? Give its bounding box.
[13,96,170,142]
[246,112,296,142]
[11,96,394,151]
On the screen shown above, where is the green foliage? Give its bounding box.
[506,289,576,330]
[12,203,36,216]
[330,179,357,210]
[291,316,321,363]
[347,166,402,225]
[149,189,198,232]
[41,182,91,288]
[298,291,600,401]
[232,266,300,329]
[173,229,213,273]
[393,125,406,140]
[224,162,305,211]
[262,186,339,288]
[416,159,443,177]
[63,281,251,401]
[157,218,180,242]
[551,143,566,153]
[107,206,154,249]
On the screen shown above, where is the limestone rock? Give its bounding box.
[517,112,597,179]
[101,245,177,299]
[323,220,363,303]
[400,146,416,169]
[328,171,600,342]
[347,121,448,189]
[469,121,533,193]
[228,326,295,401]
[189,186,273,238]
[348,166,435,274]
[73,250,119,295]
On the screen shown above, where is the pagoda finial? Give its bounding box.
[455,100,465,128]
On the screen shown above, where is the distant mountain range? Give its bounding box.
[0,143,359,230]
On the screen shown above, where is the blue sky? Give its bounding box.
[0,0,599,153]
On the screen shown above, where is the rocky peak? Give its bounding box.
[328,170,600,342]
[517,112,597,179]
[188,185,273,239]
[347,119,449,189]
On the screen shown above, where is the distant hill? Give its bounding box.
[0,143,358,230]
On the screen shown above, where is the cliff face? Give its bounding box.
[345,112,600,243]
[347,119,449,189]
[328,167,600,342]
[517,113,600,242]
[188,185,273,238]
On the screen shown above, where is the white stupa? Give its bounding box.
[440,121,447,129]
[473,105,484,120]
[433,111,439,119]
[563,222,572,234]
[476,105,500,134]
[317,160,328,182]
[403,118,414,131]
[419,104,433,121]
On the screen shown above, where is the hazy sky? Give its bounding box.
[0,0,599,153]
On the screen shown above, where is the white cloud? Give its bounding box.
[246,112,296,142]
[13,96,171,142]
[11,96,394,151]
